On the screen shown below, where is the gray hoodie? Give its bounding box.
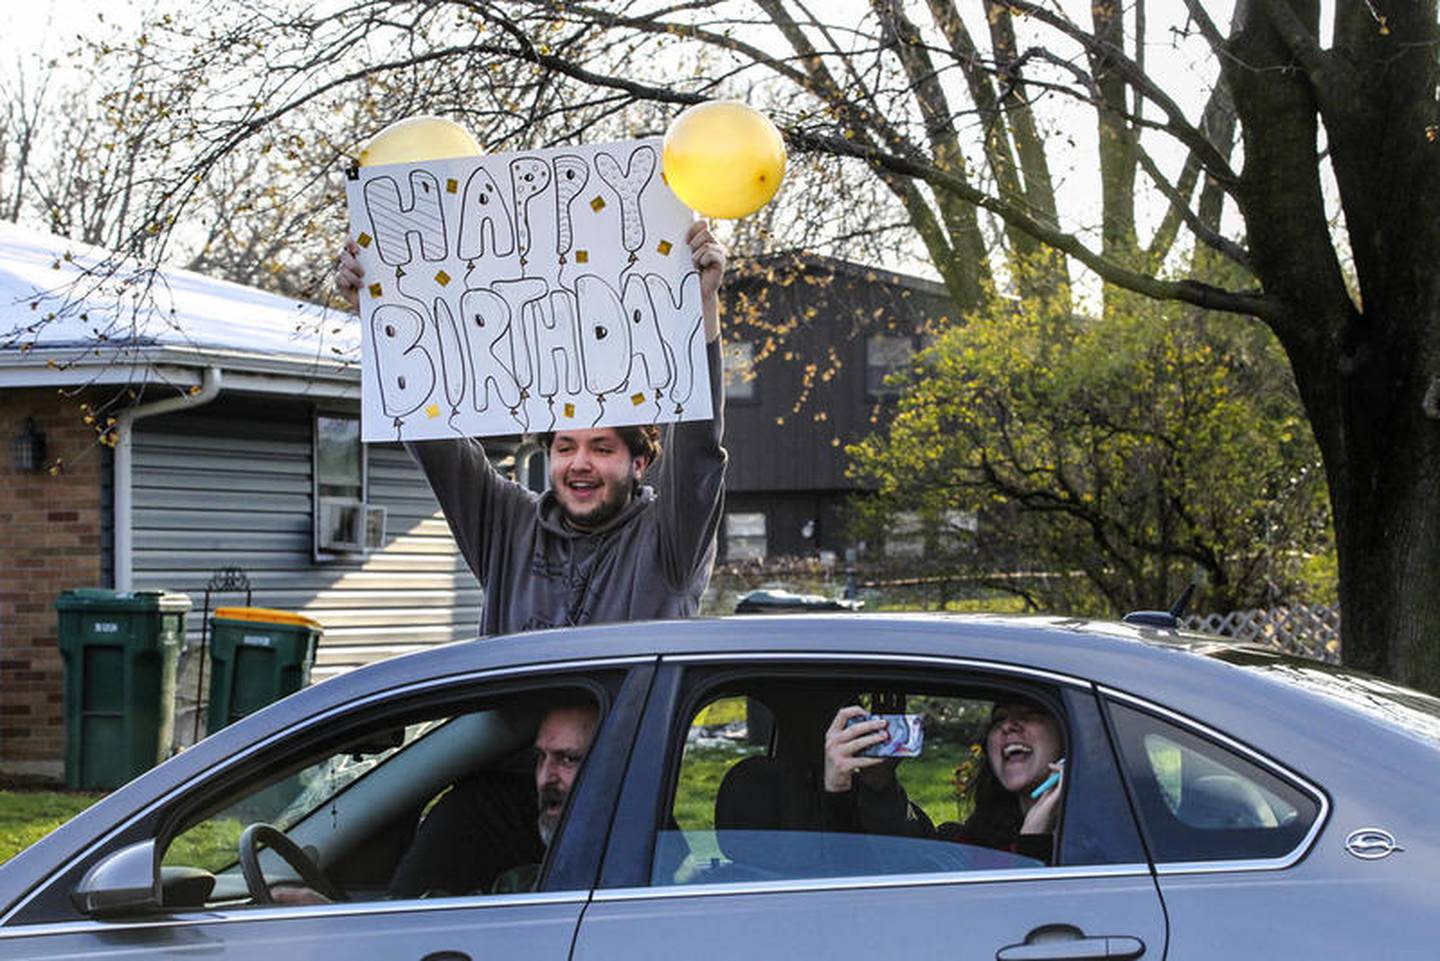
[408,341,726,636]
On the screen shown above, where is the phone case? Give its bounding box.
[845,713,924,757]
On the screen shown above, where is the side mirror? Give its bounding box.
[71,840,161,917]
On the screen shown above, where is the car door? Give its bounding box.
[573,656,1169,961]
[0,662,653,961]
[1101,691,1344,960]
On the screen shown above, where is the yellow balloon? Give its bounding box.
[662,101,787,219]
[357,116,484,167]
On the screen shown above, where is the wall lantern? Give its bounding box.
[12,417,47,472]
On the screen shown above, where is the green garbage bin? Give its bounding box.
[55,588,191,790]
[206,607,322,734]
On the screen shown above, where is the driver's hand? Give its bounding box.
[269,883,331,906]
[823,706,893,793]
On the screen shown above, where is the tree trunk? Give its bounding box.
[1330,399,1440,688]
[1226,0,1440,692]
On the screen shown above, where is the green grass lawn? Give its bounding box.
[0,790,103,865]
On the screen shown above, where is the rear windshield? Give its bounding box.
[1212,649,1440,747]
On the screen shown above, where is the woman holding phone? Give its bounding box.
[950,698,1065,860]
[820,697,1065,863]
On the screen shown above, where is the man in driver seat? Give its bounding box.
[274,696,599,903]
[390,696,600,897]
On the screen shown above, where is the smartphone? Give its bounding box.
[844,713,924,757]
[1029,758,1067,799]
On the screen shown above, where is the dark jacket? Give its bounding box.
[408,341,726,636]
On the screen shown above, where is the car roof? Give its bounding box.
[131,612,1357,745]
[208,612,1348,761]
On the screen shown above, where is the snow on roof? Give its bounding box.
[0,220,360,374]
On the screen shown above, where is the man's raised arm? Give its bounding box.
[653,222,728,589]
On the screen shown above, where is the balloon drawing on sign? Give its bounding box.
[575,275,634,425]
[595,145,657,266]
[534,289,584,431]
[371,304,438,435]
[642,271,704,414]
[552,154,590,266]
[510,157,552,270]
[458,286,526,417]
[488,277,550,432]
[430,297,470,426]
[364,171,449,265]
[620,274,676,422]
[457,167,517,262]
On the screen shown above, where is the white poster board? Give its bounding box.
[344,137,710,442]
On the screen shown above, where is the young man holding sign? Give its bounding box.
[337,220,728,635]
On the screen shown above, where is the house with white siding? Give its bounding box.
[0,220,491,780]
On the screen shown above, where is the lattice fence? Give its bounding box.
[1182,604,1341,663]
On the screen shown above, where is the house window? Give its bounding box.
[723,341,757,401]
[314,411,384,558]
[866,334,914,396]
[316,413,363,501]
[725,512,767,561]
[937,510,979,553]
[886,510,925,559]
[886,510,977,560]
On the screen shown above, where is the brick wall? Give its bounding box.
[0,388,105,781]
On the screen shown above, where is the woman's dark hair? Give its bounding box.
[537,425,662,470]
[959,755,1024,849]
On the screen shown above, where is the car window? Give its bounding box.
[652,680,1069,887]
[164,719,441,876]
[156,685,605,910]
[1106,700,1320,863]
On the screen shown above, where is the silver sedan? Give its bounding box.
[1,614,1436,959]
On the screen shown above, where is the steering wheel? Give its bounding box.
[238,822,344,904]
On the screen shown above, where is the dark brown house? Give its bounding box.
[718,255,954,563]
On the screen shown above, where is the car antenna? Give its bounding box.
[1122,582,1196,630]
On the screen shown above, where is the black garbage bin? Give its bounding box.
[55,588,191,790]
[206,607,322,734]
[734,588,864,614]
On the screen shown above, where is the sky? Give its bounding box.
[1,1,131,62]
[0,0,1342,301]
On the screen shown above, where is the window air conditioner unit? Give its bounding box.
[318,498,387,553]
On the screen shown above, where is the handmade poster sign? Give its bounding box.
[344,136,710,442]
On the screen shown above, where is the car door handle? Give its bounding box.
[997,935,1145,960]
[420,953,471,961]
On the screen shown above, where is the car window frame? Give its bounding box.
[597,653,1154,895]
[1099,685,1330,875]
[3,658,655,929]
[653,666,1073,876]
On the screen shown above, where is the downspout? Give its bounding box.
[114,367,224,591]
[514,438,548,493]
